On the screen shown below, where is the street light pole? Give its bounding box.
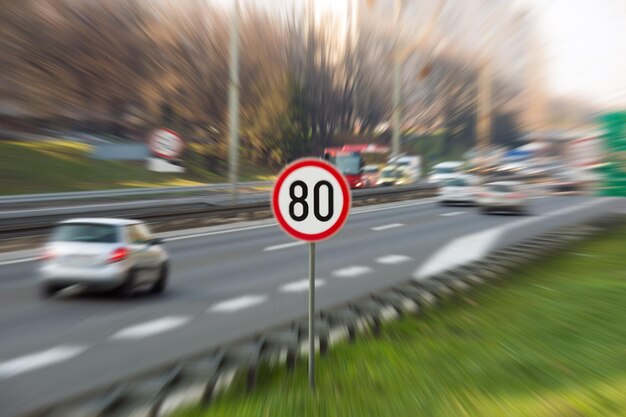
[476,57,492,171]
[228,0,240,203]
[390,0,402,158]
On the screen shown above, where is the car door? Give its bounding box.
[134,223,162,282]
[126,225,152,283]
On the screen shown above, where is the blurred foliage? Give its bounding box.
[0,0,530,168]
[177,224,626,417]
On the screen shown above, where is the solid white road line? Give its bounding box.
[371,223,404,231]
[332,266,373,278]
[0,345,88,379]
[165,224,276,242]
[208,295,267,313]
[0,257,39,266]
[263,241,305,252]
[110,316,191,340]
[279,279,326,293]
[439,211,466,217]
[376,255,413,265]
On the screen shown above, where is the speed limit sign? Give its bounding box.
[272,159,351,241]
[271,158,351,391]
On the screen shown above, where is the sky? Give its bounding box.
[525,0,626,109]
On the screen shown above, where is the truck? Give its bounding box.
[376,155,422,187]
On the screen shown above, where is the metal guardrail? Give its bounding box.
[20,215,616,417]
[0,174,552,239]
[0,184,440,238]
[0,181,274,204]
[0,172,547,205]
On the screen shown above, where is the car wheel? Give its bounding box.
[481,207,491,214]
[116,270,136,298]
[149,263,169,295]
[39,284,60,299]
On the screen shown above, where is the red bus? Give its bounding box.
[324,144,390,189]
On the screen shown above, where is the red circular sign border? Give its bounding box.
[149,128,184,160]
[272,158,351,242]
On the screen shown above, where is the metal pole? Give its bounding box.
[228,0,240,203]
[477,58,491,173]
[308,241,315,390]
[391,0,402,158]
[391,57,401,158]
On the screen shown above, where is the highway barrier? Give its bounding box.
[0,184,440,239]
[18,214,620,417]
[0,173,550,240]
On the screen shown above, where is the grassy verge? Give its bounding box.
[176,226,626,417]
[0,140,273,195]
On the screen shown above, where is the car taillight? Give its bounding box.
[40,249,55,261]
[508,193,524,199]
[478,192,489,198]
[108,247,129,263]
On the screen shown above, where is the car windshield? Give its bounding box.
[489,184,513,193]
[51,223,118,243]
[381,168,401,178]
[334,155,361,175]
[446,178,468,187]
[435,166,457,174]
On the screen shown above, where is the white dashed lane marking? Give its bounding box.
[110,316,191,340]
[439,211,466,217]
[0,345,88,379]
[371,223,404,231]
[376,255,413,264]
[208,295,267,313]
[263,241,305,252]
[332,266,373,278]
[279,279,326,293]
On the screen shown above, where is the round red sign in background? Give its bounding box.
[149,128,184,160]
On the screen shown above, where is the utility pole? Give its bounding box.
[476,57,492,171]
[228,0,240,203]
[390,0,445,157]
[390,0,402,158]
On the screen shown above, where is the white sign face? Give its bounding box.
[149,129,183,159]
[272,159,351,242]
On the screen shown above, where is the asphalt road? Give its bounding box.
[0,195,623,417]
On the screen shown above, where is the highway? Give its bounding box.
[0,195,623,417]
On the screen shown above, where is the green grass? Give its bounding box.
[0,140,273,195]
[176,226,626,417]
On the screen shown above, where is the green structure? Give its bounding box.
[597,112,626,196]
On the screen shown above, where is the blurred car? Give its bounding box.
[429,161,464,183]
[376,165,402,186]
[362,164,381,187]
[477,181,529,214]
[437,176,478,206]
[39,218,169,298]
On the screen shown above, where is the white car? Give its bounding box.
[39,218,169,298]
[437,176,478,206]
[477,181,529,214]
[429,161,464,183]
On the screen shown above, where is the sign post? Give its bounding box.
[271,159,351,390]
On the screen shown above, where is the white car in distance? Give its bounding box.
[477,181,529,214]
[437,176,478,206]
[429,161,464,184]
